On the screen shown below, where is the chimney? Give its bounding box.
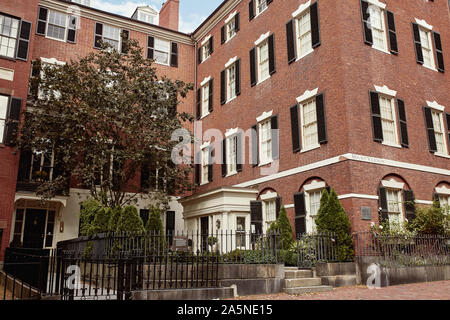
[159,0,180,31]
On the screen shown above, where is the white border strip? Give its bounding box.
[292,0,311,18]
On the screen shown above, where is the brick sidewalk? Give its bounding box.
[229,281,450,300]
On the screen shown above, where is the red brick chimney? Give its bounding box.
[159,0,180,31]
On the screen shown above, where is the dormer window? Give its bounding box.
[132,6,159,25]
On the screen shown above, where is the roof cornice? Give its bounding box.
[40,0,193,45]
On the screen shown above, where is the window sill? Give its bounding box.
[371,45,391,55]
[0,55,16,62]
[256,75,271,86]
[45,35,67,43]
[200,181,210,186]
[255,7,268,19]
[200,112,210,120]
[300,144,320,154]
[200,55,211,64]
[258,159,273,167]
[154,61,170,67]
[422,64,438,72]
[435,153,450,159]
[382,141,402,149]
[225,34,236,44]
[295,49,314,62]
[226,171,238,178]
[225,96,237,104]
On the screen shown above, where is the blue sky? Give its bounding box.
[90,0,223,33]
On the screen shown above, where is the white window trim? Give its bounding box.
[381,178,404,190]
[225,127,239,137]
[436,186,450,196]
[427,100,445,112]
[225,134,238,177]
[303,180,326,192]
[374,85,397,97]
[201,34,212,46]
[367,0,386,9]
[414,18,433,31]
[226,62,237,103]
[370,6,389,54]
[224,11,237,43]
[200,76,211,87]
[431,110,449,157]
[255,0,269,18]
[200,83,210,119]
[296,88,318,104]
[297,88,321,153]
[256,110,273,123]
[254,33,271,85]
[258,119,273,167]
[260,191,278,201]
[200,143,210,186]
[225,56,238,69]
[153,38,170,66]
[303,181,325,233]
[292,0,311,17]
[225,11,237,24]
[385,188,405,226]
[45,10,69,43]
[379,96,401,148]
[293,7,314,61]
[254,32,270,46]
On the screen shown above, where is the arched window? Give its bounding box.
[434,182,450,214]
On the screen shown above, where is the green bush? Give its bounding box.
[79,198,102,236]
[146,206,166,254]
[90,207,111,235]
[222,249,277,264]
[278,249,298,266]
[108,206,123,233]
[407,201,449,236]
[315,188,354,262]
[116,205,145,233]
[266,205,295,249]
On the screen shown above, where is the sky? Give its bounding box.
[90,0,224,33]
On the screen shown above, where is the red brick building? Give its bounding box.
[0,0,449,260]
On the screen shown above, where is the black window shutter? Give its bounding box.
[446,113,450,147]
[268,34,276,75]
[235,13,240,32]
[198,47,202,64]
[140,164,150,191]
[195,163,200,185]
[433,193,440,206]
[433,31,445,73]
[147,36,154,59]
[235,59,241,96]
[286,19,296,64]
[397,98,409,148]
[94,23,103,48]
[386,11,398,55]
[222,139,227,177]
[370,91,383,143]
[196,88,201,120]
[221,25,226,44]
[120,29,129,54]
[17,150,32,181]
[36,7,48,36]
[360,0,373,45]
[412,23,424,65]
[271,115,279,160]
[170,42,178,67]
[220,69,226,105]
[237,132,243,172]
[290,104,301,153]
[208,146,213,182]
[250,47,257,86]
[403,190,416,221]
[316,93,327,144]
[294,192,306,235]
[310,1,321,48]
[67,16,77,44]
[252,124,258,166]
[276,197,282,219]
[378,187,389,223]
[17,21,31,61]
[208,79,214,112]
[166,211,175,232]
[423,106,437,153]
[209,36,214,54]
[249,0,255,21]
[4,98,22,146]
[250,200,263,234]
[267,0,273,4]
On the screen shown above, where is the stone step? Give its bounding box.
[284,285,333,295]
[284,267,299,271]
[285,270,313,279]
[320,275,357,287]
[316,262,356,277]
[284,277,322,288]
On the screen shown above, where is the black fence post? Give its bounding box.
[117,258,124,301]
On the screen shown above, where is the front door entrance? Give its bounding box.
[23,209,47,248]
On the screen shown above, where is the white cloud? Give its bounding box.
[91,0,163,17]
[179,13,207,33]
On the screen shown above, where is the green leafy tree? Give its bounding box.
[79,198,102,236]
[19,39,194,209]
[315,188,354,261]
[407,201,449,236]
[267,205,295,249]
[116,205,145,233]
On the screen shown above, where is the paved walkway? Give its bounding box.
[230,281,450,300]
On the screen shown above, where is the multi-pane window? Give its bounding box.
[12,209,24,245]
[256,0,268,15]
[236,217,246,247]
[202,83,209,117]
[432,110,446,154]
[201,147,209,184]
[379,96,398,145]
[227,135,237,175]
[301,98,318,149]
[259,119,272,164]
[103,24,120,51]
[0,14,19,58]
[419,28,435,69]
[308,189,322,232]
[264,199,276,226]
[369,6,387,51]
[154,38,170,65]
[227,63,236,101]
[30,147,55,182]
[227,19,236,40]
[258,40,269,82]
[296,9,312,57]
[439,195,449,214]
[202,43,211,61]
[0,95,8,143]
[47,10,68,41]
[386,189,403,225]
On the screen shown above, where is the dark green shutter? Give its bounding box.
[378,187,389,223]
[196,88,201,120]
[222,139,227,177]
[276,197,282,219]
[67,16,77,44]
[252,124,258,166]
[412,23,424,65]
[286,19,296,64]
[403,190,416,221]
[290,104,301,153]
[250,47,257,86]
[17,21,31,61]
[271,115,279,160]
[250,200,263,234]
[294,192,306,235]
[220,69,226,105]
[433,31,445,73]
[397,99,409,148]
[208,146,213,182]
[170,42,178,67]
[209,36,214,54]
[360,0,373,45]
[370,91,383,143]
[235,59,241,96]
[94,22,103,48]
[446,113,450,147]
[235,13,240,31]
[237,132,243,172]
[208,79,214,112]
[221,25,226,44]
[268,34,276,75]
[147,36,154,59]
[423,107,437,153]
[249,0,255,21]
[36,7,48,36]
[4,97,22,146]
[310,1,321,48]
[386,11,398,54]
[316,93,327,144]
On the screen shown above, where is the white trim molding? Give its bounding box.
[200,141,211,149]
[200,76,212,87]
[303,180,326,192]
[225,11,238,24]
[426,100,445,112]
[381,179,405,190]
[260,191,278,201]
[256,110,273,123]
[41,57,66,65]
[0,67,14,81]
[415,18,433,30]
[296,88,318,103]
[225,127,239,137]
[374,84,397,97]
[254,31,270,46]
[367,0,386,9]
[292,0,311,18]
[201,34,212,46]
[436,186,450,195]
[225,56,238,68]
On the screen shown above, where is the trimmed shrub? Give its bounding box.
[116,205,145,233]
[267,205,295,249]
[315,188,354,262]
[146,206,166,253]
[407,201,450,236]
[108,206,123,233]
[90,207,112,235]
[79,198,102,236]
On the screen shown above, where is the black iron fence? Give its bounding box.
[296,232,338,268]
[353,231,450,267]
